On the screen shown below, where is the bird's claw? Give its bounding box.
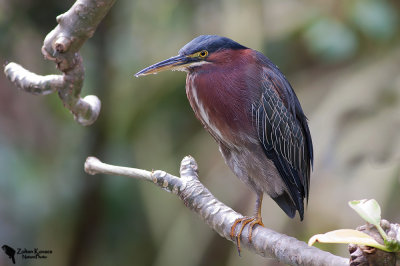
[230,216,264,255]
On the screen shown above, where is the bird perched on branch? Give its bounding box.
[136,35,313,252]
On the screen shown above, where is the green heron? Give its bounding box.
[136,35,313,252]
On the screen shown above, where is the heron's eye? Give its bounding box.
[199,50,208,58]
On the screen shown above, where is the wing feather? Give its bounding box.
[252,67,313,219]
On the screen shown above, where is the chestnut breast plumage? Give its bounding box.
[185,49,260,148]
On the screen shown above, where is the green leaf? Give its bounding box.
[348,199,388,241]
[385,238,400,252]
[308,229,390,252]
[350,0,398,40]
[349,199,381,226]
[303,17,358,63]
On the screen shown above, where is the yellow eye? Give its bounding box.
[199,50,208,58]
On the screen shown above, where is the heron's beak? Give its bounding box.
[135,55,192,77]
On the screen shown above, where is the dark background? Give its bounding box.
[0,0,399,265]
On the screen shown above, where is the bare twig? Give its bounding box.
[3,0,116,126]
[84,156,349,266]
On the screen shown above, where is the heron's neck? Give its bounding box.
[185,51,257,145]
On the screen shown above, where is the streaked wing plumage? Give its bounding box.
[252,67,312,219]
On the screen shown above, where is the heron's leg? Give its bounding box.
[230,194,264,255]
[248,194,264,242]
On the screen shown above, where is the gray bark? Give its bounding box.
[85,156,349,266]
[3,0,115,125]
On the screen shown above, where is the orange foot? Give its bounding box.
[230,216,264,255]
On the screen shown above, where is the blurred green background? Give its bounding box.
[1,0,399,265]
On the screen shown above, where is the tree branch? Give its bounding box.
[84,156,349,266]
[3,0,116,126]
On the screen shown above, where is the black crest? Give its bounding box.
[179,35,247,55]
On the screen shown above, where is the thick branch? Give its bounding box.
[3,0,115,126]
[84,156,349,266]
